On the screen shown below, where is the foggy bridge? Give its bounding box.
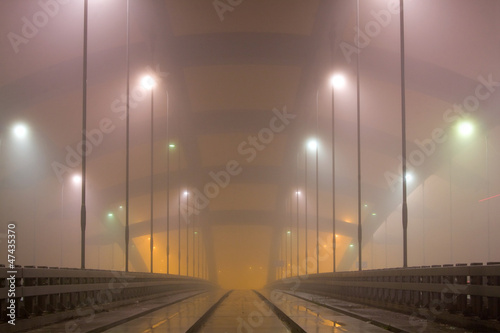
[1,0,500,332]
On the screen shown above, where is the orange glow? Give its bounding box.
[212,225,271,289]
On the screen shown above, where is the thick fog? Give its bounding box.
[0,0,499,290]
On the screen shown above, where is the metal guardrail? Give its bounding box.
[269,262,500,322]
[0,265,215,325]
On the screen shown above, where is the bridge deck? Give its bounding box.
[22,289,471,332]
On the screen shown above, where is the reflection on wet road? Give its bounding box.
[105,290,394,332]
[104,291,225,332]
[263,291,388,332]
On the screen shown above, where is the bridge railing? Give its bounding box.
[0,265,215,326]
[269,262,500,323]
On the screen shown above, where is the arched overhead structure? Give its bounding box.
[0,0,499,289]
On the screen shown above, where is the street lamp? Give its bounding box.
[141,75,156,90]
[125,0,131,273]
[287,229,291,277]
[353,0,364,271]
[295,187,300,276]
[304,145,308,275]
[12,123,28,139]
[185,190,189,276]
[167,143,174,274]
[197,229,200,278]
[457,121,474,137]
[329,73,345,273]
[310,139,320,274]
[177,147,181,275]
[287,195,293,277]
[284,226,288,279]
[60,173,81,267]
[193,230,196,278]
[72,174,82,184]
[305,138,318,275]
[315,88,320,275]
[192,191,199,278]
[80,0,90,270]
[141,74,156,273]
[330,74,346,89]
[399,0,408,269]
[307,139,318,150]
[449,121,475,263]
[177,188,181,276]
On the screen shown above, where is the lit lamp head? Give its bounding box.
[307,139,318,150]
[330,74,346,89]
[72,174,82,185]
[12,123,28,139]
[457,121,474,137]
[405,173,413,182]
[141,75,156,90]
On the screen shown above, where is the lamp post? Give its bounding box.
[63,174,82,267]
[60,177,65,267]
[185,190,189,276]
[141,75,156,273]
[288,195,293,277]
[284,227,288,278]
[315,91,320,275]
[197,230,200,277]
[193,217,196,277]
[484,132,490,262]
[304,139,318,275]
[296,153,300,276]
[283,235,286,278]
[355,0,363,271]
[193,230,196,277]
[9,123,36,264]
[329,74,345,273]
[399,0,409,268]
[80,0,89,270]
[160,69,172,274]
[167,142,174,274]
[331,76,336,273]
[304,145,308,275]
[197,229,201,277]
[150,84,154,273]
[125,0,131,272]
[177,147,181,275]
[196,194,200,277]
[284,198,289,279]
[296,192,300,276]
[178,186,181,275]
[287,230,291,277]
